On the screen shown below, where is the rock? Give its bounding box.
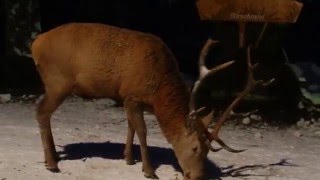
[94,124,100,130]
[298,101,304,109]
[296,119,311,128]
[36,95,44,104]
[250,114,262,121]
[28,94,36,98]
[304,121,311,127]
[311,120,320,127]
[254,132,263,139]
[314,131,320,137]
[242,117,251,125]
[0,94,11,103]
[297,119,305,128]
[294,131,303,138]
[309,124,316,129]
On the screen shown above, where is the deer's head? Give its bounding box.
[175,39,274,179]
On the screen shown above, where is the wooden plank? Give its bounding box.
[196,0,303,23]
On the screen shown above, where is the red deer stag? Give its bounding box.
[31,23,267,179]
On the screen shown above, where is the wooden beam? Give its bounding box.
[196,0,303,23]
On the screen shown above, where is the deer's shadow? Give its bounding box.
[220,159,299,179]
[58,142,299,179]
[58,141,222,178]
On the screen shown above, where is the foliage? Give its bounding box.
[5,0,41,57]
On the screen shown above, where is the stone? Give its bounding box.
[250,114,262,121]
[254,132,263,139]
[94,124,100,130]
[297,119,305,128]
[314,131,320,137]
[294,131,303,138]
[0,94,11,103]
[304,121,311,127]
[36,95,44,104]
[28,94,36,98]
[242,117,251,125]
[298,101,304,109]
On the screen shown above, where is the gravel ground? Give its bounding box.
[1,96,320,180]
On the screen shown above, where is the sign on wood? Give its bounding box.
[196,0,303,23]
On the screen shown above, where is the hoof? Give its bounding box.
[45,161,60,173]
[126,161,135,165]
[144,174,159,179]
[47,167,60,173]
[124,155,135,165]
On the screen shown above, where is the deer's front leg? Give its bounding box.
[124,120,135,165]
[124,98,158,179]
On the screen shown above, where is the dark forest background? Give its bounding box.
[0,0,320,88]
[0,0,319,112]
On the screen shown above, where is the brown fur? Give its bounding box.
[31,23,209,179]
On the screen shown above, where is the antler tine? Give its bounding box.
[199,38,219,78]
[189,38,217,112]
[205,139,222,152]
[200,110,223,152]
[206,45,274,153]
[189,38,235,112]
[198,38,235,78]
[189,107,207,119]
[207,132,246,153]
[206,88,250,153]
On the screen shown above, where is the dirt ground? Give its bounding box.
[1,96,320,180]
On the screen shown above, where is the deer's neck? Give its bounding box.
[152,79,190,143]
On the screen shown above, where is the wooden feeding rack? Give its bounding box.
[196,0,303,48]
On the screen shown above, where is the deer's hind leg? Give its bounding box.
[36,85,71,172]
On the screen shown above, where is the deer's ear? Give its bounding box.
[185,115,195,133]
[186,108,213,134]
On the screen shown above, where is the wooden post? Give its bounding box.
[238,22,247,48]
[254,23,268,48]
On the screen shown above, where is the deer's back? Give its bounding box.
[31,23,183,103]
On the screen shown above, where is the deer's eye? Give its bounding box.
[192,146,198,153]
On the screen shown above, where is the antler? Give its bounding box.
[189,41,274,153]
[188,38,235,152]
[206,45,274,153]
[189,38,235,112]
[188,107,223,152]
